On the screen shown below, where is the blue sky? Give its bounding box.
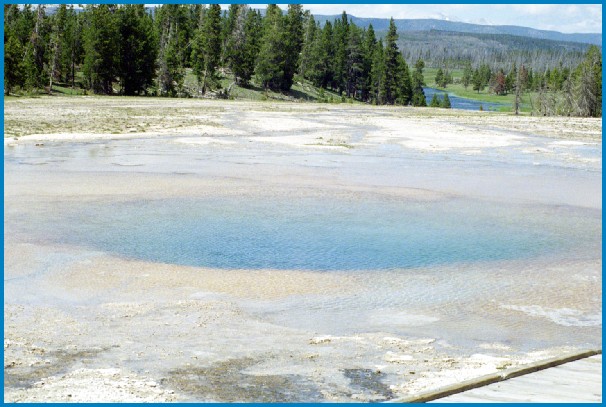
[274,4,602,33]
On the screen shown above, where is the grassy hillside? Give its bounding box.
[12,67,530,113]
[182,69,353,103]
[17,69,353,105]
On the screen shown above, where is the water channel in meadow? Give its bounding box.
[423,87,508,111]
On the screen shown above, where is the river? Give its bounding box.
[423,87,508,111]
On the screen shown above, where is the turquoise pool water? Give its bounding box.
[25,193,599,271]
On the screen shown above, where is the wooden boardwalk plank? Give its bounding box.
[432,355,602,403]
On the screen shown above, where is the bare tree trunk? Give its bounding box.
[48,36,59,95]
[514,70,521,115]
[201,70,208,95]
[528,92,534,116]
[33,6,43,57]
[71,51,75,89]
[30,5,45,91]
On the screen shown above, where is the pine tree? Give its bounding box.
[118,5,157,95]
[446,70,453,86]
[82,5,119,94]
[4,4,20,33]
[243,10,263,83]
[557,73,574,116]
[62,5,83,88]
[435,68,444,88]
[472,68,483,93]
[360,24,376,102]
[226,6,260,86]
[4,30,24,95]
[549,67,560,91]
[157,5,187,96]
[513,64,527,115]
[4,5,27,93]
[382,18,401,104]
[223,5,242,79]
[376,18,411,106]
[199,4,222,93]
[332,11,349,93]
[395,53,412,105]
[185,5,204,57]
[429,93,441,107]
[190,5,207,86]
[299,13,316,78]
[47,4,67,93]
[11,5,36,44]
[345,24,364,99]
[505,63,516,94]
[575,45,602,117]
[370,40,385,104]
[441,93,451,108]
[255,4,285,90]
[22,5,48,91]
[282,4,304,91]
[462,61,472,89]
[479,64,492,88]
[309,20,333,88]
[534,70,544,92]
[221,4,241,64]
[411,59,427,107]
[6,3,36,72]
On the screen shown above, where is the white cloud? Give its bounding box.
[510,4,559,15]
[430,12,454,21]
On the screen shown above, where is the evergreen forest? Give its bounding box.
[4,4,602,117]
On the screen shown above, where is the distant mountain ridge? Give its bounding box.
[312,15,602,46]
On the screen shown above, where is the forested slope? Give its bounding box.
[4,4,602,117]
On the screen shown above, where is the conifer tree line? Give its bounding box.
[3,4,602,116]
[442,52,601,117]
[400,33,591,74]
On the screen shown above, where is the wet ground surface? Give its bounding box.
[164,358,324,402]
[4,99,602,402]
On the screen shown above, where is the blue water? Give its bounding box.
[423,87,508,111]
[28,194,598,271]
